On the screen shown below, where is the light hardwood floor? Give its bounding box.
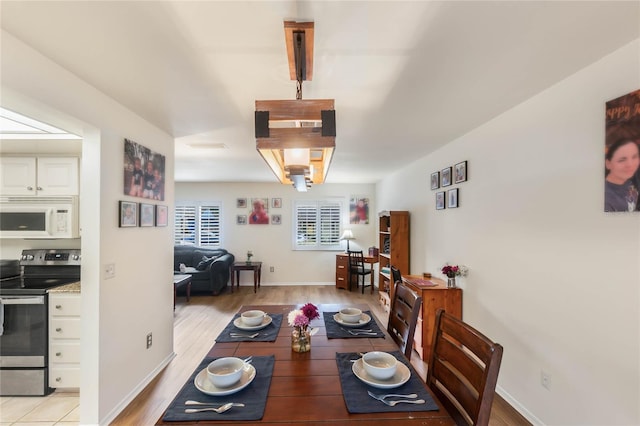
[111,285,531,425]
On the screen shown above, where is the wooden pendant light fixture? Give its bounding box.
[255,21,336,191]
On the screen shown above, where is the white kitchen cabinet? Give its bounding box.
[0,156,78,196]
[48,292,81,389]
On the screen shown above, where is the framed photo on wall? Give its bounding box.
[237,198,247,208]
[436,192,446,210]
[123,138,165,201]
[271,214,282,225]
[237,215,247,225]
[430,171,440,190]
[447,188,459,208]
[140,203,155,227]
[119,201,138,227]
[155,205,168,227]
[441,167,452,187]
[249,198,269,224]
[272,198,282,208]
[454,161,467,183]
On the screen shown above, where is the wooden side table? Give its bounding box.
[231,261,262,293]
[173,274,192,309]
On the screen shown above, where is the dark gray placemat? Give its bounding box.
[162,355,275,422]
[323,311,385,339]
[215,313,283,342]
[335,351,439,413]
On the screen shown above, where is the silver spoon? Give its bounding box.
[184,402,236,413]
[380,398,426,407]
[185,401,245,406]
[230,332,259,338]
[367,390,418,401]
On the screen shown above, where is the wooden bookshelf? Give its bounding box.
[378,210,410,309]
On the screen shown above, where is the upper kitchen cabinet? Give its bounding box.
[0,157,79,196]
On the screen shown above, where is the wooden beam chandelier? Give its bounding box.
[255,21,336,192]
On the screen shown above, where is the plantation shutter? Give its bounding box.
[199,205,221,246]
[319,203,340,245]
[174,206,196,244]
[293,200,342,250]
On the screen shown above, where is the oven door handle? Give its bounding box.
[0,296,45,305]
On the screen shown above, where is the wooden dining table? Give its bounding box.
[156,303,454,425]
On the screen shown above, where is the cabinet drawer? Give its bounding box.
[49,342,80,363]
[49,366,80,388]
[49,294,81,316]
[50,318,81,339]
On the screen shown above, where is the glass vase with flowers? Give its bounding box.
[288,303,320,353]
[441,264,468,288]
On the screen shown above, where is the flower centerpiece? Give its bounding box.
[441,264,468,288]
[288,303,320,353]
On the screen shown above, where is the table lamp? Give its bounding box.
[340,229,355,252]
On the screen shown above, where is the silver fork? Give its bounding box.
[367,390,418,401]
[230,332,259,338]
[380,398,426,407]
[345,329,377,336]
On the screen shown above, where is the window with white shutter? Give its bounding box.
[174,203,222,247]
[293,200,342,250]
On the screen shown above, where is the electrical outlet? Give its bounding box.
[270,266,275,272]
[146,333,153,349]
[540,370,551,390]
[104,263,116,279]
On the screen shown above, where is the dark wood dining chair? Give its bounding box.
[427,309,504,426]
[390,265,402,290]
[347,250,373,294]
[387,281,422,358]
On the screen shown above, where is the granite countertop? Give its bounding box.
[49,281,81,293]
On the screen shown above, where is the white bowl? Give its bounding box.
[339,307,362,323]
[241,310,266,326]
[362,351,397,381]
[206,357,245,388]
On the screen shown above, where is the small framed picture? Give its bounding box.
[237,215,247,225]
[447,188,459,208]
[441,167,452,187]
[272,198,282,208]
[236,198,247,208]
[155,205,168,227]
[271,214,282,225]
[140,203,155,227]
[430,171,440,190]
[454,161,467,183]
[436,192,446,210]
[119,201,138,227]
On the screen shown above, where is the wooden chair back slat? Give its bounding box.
[427,309,503,426]
[387,281,422,358]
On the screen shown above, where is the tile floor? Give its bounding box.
[0,390,79,425]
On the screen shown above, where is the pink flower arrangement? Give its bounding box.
[441,264,468,278]
[288,303,320,331]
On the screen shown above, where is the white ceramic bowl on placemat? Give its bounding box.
[241,310,266,326]
[333,313,371,328]
[233,315,272,331]
[207,357,245,387]
[352,358,410,389]
[362,352,397,380]
[339,307,363,323]
[195,363,256,396]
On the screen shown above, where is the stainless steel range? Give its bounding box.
[0,249,80,396]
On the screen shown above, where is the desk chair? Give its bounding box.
[387,281,422,358]
[347,250,373,294]
[427,309,503,426]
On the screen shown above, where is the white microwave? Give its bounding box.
[0,196,80,239]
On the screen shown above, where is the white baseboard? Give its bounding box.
[99,352,176,426]
[496,385,545,426]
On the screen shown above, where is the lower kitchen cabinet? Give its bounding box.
[48,292,81,389]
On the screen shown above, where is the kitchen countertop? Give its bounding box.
[48,281,81,293]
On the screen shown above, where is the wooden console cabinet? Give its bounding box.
[402,275,462,361]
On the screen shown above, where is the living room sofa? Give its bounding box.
[174,245,235,295]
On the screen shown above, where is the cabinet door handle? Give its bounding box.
[56,305,62,309]
[37,186,43,191]
[56,352,62,357]
[27,186,33,191]
[56,377,62,382]
[56,327,62,332]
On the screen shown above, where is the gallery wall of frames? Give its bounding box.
[431,161,467,210]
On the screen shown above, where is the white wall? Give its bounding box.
[377,40,640,425]
[2,31,176,425]
[176,182,377,285]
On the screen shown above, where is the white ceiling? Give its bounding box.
[1,1,638,184]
